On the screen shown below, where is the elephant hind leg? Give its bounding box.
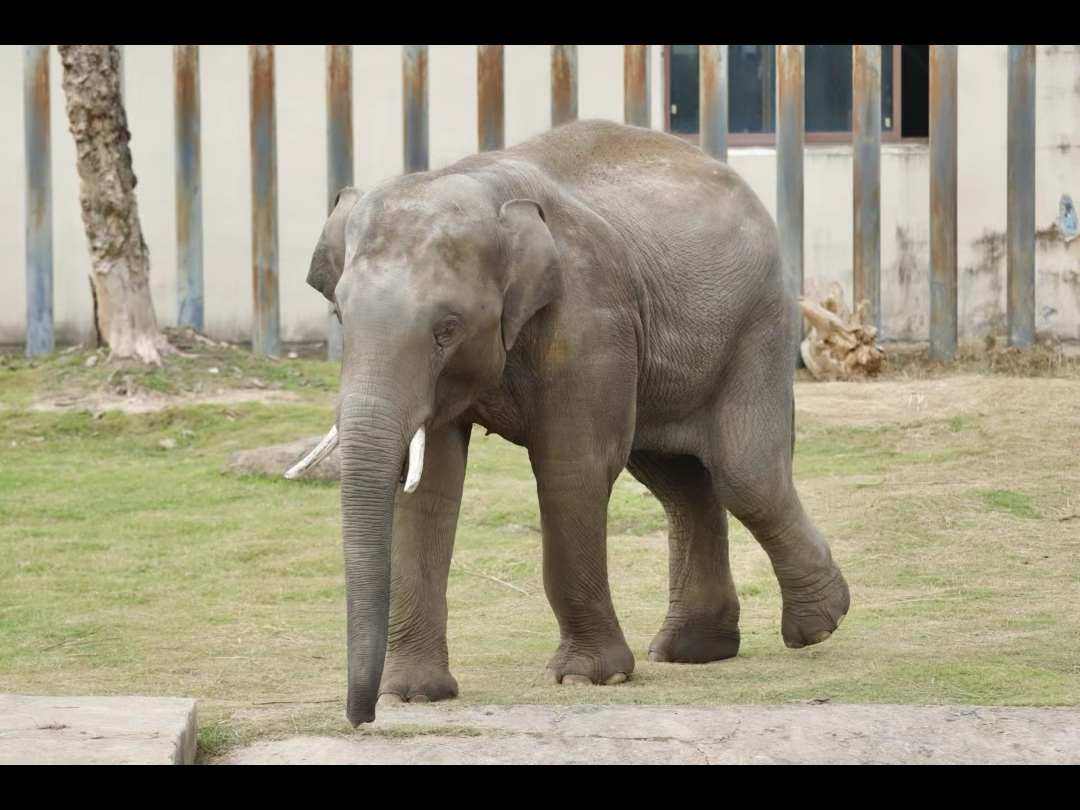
[627,450,740,664]
[705,333,850,649]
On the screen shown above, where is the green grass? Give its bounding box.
[1,345,1078,762]
[977,490,1043,520]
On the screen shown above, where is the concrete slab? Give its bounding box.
[220,703,1080,765]
[0,695,198,765]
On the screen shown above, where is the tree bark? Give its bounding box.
[58,44,171,365]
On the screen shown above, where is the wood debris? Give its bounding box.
[799,283,887,381]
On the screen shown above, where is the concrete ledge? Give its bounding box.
[0,695,198,765]
[221,703,1080,765]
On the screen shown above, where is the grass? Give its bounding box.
[1,339,1078,762]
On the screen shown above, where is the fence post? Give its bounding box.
[929,45,958,361]
[624,45,649,127]
[699,45,728,162]
[249,45,280,357]
[174,45,203,332]
[478,45,505,152]
[551,45,578,127]
[24,44,53,357]
[777,45,805,365]
[403,45,429,174]
[1007,44,1036,348]
[852,45,882,331]
[326,45,353,363]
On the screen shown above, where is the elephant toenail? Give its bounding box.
[604,672,628,685]
[836,613,846,627]
[562,674,593,687]
[377,693,406,705]
[407,694,430,703]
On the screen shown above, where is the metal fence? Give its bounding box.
[21,45,1039,361]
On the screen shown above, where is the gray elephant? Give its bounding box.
[287,119,850,726]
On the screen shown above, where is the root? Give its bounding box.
[799,282,888,381]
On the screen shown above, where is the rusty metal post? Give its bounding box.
[551,45,577,127]
[174,45,203,332]
[24,45,53,357]
[326,45,353,363]
[699,45,728,161]
[1007,45,1036,348]
[249,45,279,357]
[478,45,504,152]
[929,45,958,360]
[777,45,805,364]
[403,45,429,174]
[852,45,881,330]
[624,45,649,127]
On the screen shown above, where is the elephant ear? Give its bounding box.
[498,199,563,352]
[307,186,363,303]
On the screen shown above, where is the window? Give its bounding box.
[666,45,929,145]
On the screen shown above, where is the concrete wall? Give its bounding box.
[1,44,1078,347]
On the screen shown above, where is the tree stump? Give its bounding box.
[58,44,171,366]
[798,283,887,381]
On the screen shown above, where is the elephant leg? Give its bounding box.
[627,451,740,663]
[529,422,636,687]
[706,337,850,649]
[378,419,471,705]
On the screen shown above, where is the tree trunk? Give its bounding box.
[58,45,171,365]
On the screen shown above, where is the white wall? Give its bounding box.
[1034,45,1080,338]
[1,44,1078,347]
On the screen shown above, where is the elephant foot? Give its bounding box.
[543,636,635,687]
[647,614,740,663]
[779,564,850,649]
[377,666,459,705]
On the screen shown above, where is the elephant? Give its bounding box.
[287,119,850,727]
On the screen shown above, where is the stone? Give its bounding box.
[219,703,1080,765]
[0,694,198,765]
[222,435,340,481]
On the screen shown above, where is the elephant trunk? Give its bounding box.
[337,390,425,726]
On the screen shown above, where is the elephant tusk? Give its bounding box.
[284,425,339,479]
[403,427,425,493]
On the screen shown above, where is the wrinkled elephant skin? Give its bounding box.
[297,120,850,726]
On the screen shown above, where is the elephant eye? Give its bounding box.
[434,315,463,346]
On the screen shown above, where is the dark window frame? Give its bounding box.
[663,45,929,147]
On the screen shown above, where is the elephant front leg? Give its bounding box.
[378,420,471,705]
[530,434,635,687]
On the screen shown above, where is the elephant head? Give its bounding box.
[286,173,563,725]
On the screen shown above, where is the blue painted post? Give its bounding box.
[551,45,578,127]
[1007,45,1036,348]
[699,45,728,162]
[326,45,353,363]
[24,44,53,357]
[174,45,203,331]
[853,45,882,330]
[777,45,805,365]
[249,45,280,357]
[403,45,429,174]
[929,45,958,361]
